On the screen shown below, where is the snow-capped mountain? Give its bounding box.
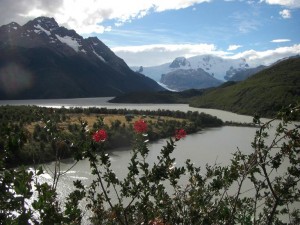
[161,68,222,91]
[224,65,267,81]
[132,55,251,82]
[0,17,163,99]
[0,17,133,73]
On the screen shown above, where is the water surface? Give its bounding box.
[0,97,255,123]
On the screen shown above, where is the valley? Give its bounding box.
[0,12,299,224]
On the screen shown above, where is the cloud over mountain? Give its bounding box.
[1,0,298,70]
[113,43,300,67]
[227,45,242,51]
[0,0,210,34]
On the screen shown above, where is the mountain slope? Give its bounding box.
[0,17,163,99]
[160,68,222,91]
[190,57,300,117]
[224,65,267,81]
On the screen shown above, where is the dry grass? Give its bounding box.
[25,113,186,134]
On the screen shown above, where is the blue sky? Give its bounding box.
[1,0,299,67]
[100,1,299,48]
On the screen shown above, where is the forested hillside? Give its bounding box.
[190,57,300,117]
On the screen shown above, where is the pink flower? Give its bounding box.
[175,129,187,141]
[92,129,108,142]
[134,119,148,133]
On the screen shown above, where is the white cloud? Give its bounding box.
[112,43,227,66]
[0,0,211,34]
[271,39,291,43]
[264,0,300,8]
[227,45,242,51]
[20,8,47,18]
[113,43,300,67]
[152,0,210,12]
[279,9,292,18]
[0,0,62,25]
[228,44,300,66]
[230,11,261,34]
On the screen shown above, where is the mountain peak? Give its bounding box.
[0,22,21,32]
[86,36,101,44]
[131,54,260,88]
[31,17,59,30]
[169,57,189,68]
[0,16,164,99]
[7,22,21,28]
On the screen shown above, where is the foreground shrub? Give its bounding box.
[0,105,299,224]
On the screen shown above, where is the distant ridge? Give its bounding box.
[132,55,267,91]
[160,68,222,91]
[190,57,300,117]
[0,17,164,100]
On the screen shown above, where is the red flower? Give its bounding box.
[92,129,108,142]
[134,119,148,133]
[175,129,187,141]
[148,218,165,225]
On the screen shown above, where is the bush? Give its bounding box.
[0,105,299,224]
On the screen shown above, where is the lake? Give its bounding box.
[37,125,256,196]
[1,97,297,223]
[0,96,256,123]
[35,125,257,224]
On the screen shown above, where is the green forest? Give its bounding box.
[190,57,300,117]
